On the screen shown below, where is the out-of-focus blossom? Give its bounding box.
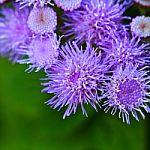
[54,0,82,11]
[0,7,30,62]
[17,33,60,72]
[62,0,130,45]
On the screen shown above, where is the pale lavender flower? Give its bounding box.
[42,42,108,118]
[16,0,52,8]
[131,16,150,38]
[98,30,150,69]
[17,33,60,72]
[53,0,82,11]
[103,64,150,124]
[0,7,30,62]
[62,0,131,44]
[27,7,57,35]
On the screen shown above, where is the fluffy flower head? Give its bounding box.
[62,0,129,44]
[42,42,107,118]
[103,64,150,124]
[54,0,82,11]
[131,16,150,38]
[18,33,60,72]
[27,7,57,35]
[0,7,29,62]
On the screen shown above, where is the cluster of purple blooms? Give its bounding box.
[0,0,150,124]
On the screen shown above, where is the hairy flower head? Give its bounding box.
[0,0,7,4]
[16,0,52,8]
[103,64,150,124]
[42,42,108,118]
[134,0,150,7]
[62,0,130,45]
[0,7,30,62]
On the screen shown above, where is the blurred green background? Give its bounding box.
[0,57,150,150]
[0,2,150,150]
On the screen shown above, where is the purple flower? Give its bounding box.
[62,0,130,45]
[42,42,108,118]
[0,7,30,62]
[17,33,60,72]
[103,64,150,124]
[16,0,52,8]
[0,0,7,4]
[98,30,150,69]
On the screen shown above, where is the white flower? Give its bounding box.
[27,7,57,35]
[130,16,150,38]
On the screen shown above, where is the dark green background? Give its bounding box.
[0,2,150,150]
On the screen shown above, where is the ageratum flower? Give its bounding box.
[16,0,52,8]
[42,42,108,118]
[103,64,150,124]
[134,0,150,7]
[53,0,82,11]
[17,33,60,72]
[0,7,30,62]
[27,7,57,35]
[131,16,150,38]
[62,0,131,44]
[98,30,150,69]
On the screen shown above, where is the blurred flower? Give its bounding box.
[98,30,150,69]
[17,33,60,72]
[130,16,150,38]
[53,0,82,11]
[134,0,150,7]
[62,0,130,45]
[16,0,52,8]
[0,0,7,4]
[0,7,30,62]
[103,64,150,124]
[27,7,57,35]
[42,42,108,118]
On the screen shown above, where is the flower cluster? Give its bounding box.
[0,0,150,124]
